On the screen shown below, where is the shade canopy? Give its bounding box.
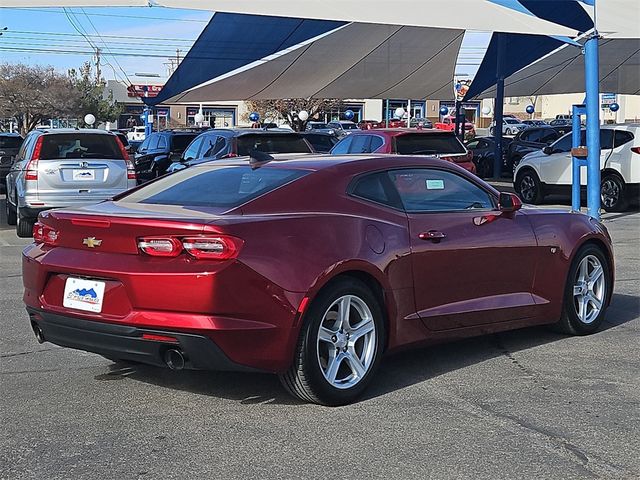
[150,15,465,105]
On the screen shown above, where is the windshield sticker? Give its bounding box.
[426,179,445,190]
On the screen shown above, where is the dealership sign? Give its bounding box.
[127,85,163,98]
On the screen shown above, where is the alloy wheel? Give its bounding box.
[316,295,376,389]
[519,174,536,202]
[601,178,620,209]
[573,255,606,324]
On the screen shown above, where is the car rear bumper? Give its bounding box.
[27,308,259,371]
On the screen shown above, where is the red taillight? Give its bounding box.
[631,147,640,154]
[221,152,239,159]
[115,136,130,161]
[137,235,243,260]
[137,237,182,257]
[182,236,242,260]
[141,333,179,343]
[32,222,59,246]
[115,136,136,180]
[25,136,43,181]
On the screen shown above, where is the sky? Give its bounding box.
[0,7,490,84]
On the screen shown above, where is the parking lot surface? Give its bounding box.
[1,194,639,479]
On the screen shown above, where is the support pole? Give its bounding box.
[571,104,586,212]
[584,32,601,219]
[385,99,390,128]
[454,100,461,137]
[144,107,152,139]
[493,33,506,179]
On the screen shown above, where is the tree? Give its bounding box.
[0,62,122,135]
[0,64,75,135]
[68,62,122,127]
[244,98,343,131]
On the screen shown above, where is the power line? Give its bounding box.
[5,7,211,23]
[7,29,197,42]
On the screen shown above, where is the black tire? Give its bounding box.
[600,173,628,213]
[5,196,17,226]
[16,210,35,238]
[279,277,385,406]
[552,244,610,335]
[476,157,493,179]
[515,169,544,205]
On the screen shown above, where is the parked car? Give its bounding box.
[409,117,434,129]
[23,154,614,405]
[330,129,475,174]
[300,131,340,153]
[306,122,330,131]
[490,118,528,136]
[514,124,640,211]
[522,120,548,127]
[4,129,136,237]
[358,120,384,130]
[167,129,314,173]
[127,126,146,141]
[549,118,572,127]
[506,126,572,173]
[326,121,359,136]
[133,130,199,183]
[0,132,24,191]
[465,136,513,179]
[434,116,476,140]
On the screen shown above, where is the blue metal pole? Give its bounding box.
[571,104,585,212]
[493,33,505,179]
[144,107,152,139]
[585,32,601,219]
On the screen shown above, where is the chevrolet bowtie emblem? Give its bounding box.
[83,237,102,248]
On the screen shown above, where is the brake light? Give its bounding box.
[137,235,243,260]
[631,147,640,154]
[126,159,137,180]
[115,136,130,161]
[32,222,59,246]
[137,237,182,257]
[25,137,43,181]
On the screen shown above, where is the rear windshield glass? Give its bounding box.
[170,134,198,152]
[121,166,309,208]
[40,134,124,160]
[341,123,359,130]
[0,136,23,149]
[395,133,466,155]
[236,135,311,156]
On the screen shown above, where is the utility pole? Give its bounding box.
[176,48,181,64]
[95,47,102,84]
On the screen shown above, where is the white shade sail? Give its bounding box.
[161,23,464,103]
[2,0,583,36]
[475,37,640,98]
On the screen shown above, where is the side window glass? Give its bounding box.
[388,169,494,212]
[157,136,167,150]
[330,136,352,154]
[552,134,572,153]
[539,130,559,144]
[147,135,160,150]
[348,135,372,154]
[182,137,204,160]
[201,136,226,158]
[370,136,384,152]
[600,129,614,150]
[350,172,401,208]
[519,131,531,142]
[613,130,634,148]
[466,140,480,150]
[16,134,33,161]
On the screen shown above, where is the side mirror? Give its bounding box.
[542,146,553,155]
[498,192,522,213]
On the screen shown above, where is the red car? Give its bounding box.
[330,129,476,174]
[435,116,477,139]
[23,155,614,405]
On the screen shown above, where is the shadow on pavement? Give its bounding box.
[112,292,637,406]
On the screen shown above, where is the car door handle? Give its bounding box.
[419,230,446,242]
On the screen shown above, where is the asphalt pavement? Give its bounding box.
[1,194,639,480]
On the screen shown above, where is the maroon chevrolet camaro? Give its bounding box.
[23,154,614,405]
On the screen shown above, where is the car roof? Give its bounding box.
[195,128,303,137]
[35,128,115,135]
[347,128,450,137]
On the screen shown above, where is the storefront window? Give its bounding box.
[187,107,236,128]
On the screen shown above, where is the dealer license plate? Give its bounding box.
[63,277,105,313]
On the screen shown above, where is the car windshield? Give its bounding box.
[39,134,124,160]
[308,123,328,129]
[341,123,359,130]
[121,166,309,208]
[236,134,312,156]
[0,136,23,149]
[394,133,466,155]
[171,134,198,152]
[505,119,520,124]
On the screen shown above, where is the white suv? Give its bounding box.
[514,124,640,212]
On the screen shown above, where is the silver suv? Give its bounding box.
[5,129,137,237]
